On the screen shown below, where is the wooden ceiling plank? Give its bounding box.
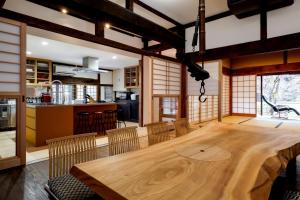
[0,9,179,63]
[26,0,184,48]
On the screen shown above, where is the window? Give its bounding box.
[76,85,84,100]
[51,84,74,104]
[86,85,97,100]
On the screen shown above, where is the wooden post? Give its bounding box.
[95,21,104,37]
[126,0,134,11]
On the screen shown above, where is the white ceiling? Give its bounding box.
[27,34,140,69]
[111,0,229,25]
[138,0,229,24]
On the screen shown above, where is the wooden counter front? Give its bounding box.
[26,103,117,147]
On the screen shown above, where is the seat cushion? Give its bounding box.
[48,174,103,200]
[283,191,300,200]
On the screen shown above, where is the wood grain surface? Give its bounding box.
[71,122,300,200]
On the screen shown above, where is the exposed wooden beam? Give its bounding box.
[26,0,184,48]
[186,31,300,61]
[95,21,104,37]
[126,0,133,11]
[0,9,179,63]
[260,1,267,40]
[133,0,181,26]
[0,0,6,8]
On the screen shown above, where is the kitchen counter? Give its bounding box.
[26,103,117,147]
[26,102,116,108]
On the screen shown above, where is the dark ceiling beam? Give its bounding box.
[186,31,300,61]
[26,0,184,48]
[0,9,179,63]
[0,0,6,8]
[126,0,133,11]
[169,11,232,32]
[133,0,182,26]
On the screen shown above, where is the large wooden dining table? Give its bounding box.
[70,122,300,200]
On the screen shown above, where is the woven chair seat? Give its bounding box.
[283,191,300,200]
[48,174,103,200]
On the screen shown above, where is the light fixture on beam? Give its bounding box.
[61,8,68,14]
[105,23,111,29]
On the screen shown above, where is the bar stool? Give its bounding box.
[76,112,92,134]
[92,111,104,135]
[103,110,117,132]
[117,109,126,128]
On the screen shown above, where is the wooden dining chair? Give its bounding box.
[174,118,197,137]
[45,133,102,200]
[145,122,173,145]
[107,126,140,156]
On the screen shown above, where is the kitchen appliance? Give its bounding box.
[41,93,51,103]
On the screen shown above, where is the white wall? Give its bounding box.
[113,69,126,91]
[100,71,113,85]
[187,61,220,96]
[4,0,143,49]
[185,15,260,53]
[268,0,300,38]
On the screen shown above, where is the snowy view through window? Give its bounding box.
[258,75,300,119]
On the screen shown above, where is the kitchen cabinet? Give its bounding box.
[124,66,139,88]
[26,58,52,85]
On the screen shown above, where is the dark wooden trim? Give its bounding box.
[133,0,181,26]
[53,75,100,85]
[139,57,144,127]
[229,75,233,116]
[180,64,187,118]
[100,84,113,87]
[126,0,133,11]
[95,21,104,37]
[222,67,231,76]
[283,51,288,64]
[260,4,267,40]
[27,0,184,48]
[0,0,6,8]
[187,31,300,61]
[231,62,300,76]
[231,113,257,117]
[169,11,232,32]
[0,9,180,63]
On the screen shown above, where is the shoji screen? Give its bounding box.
[0,17,26,170]
[232,75,256,115]
[222,75,230,116]
[152,59,181,95]
[188,95,218,123]
[0,19,24,93]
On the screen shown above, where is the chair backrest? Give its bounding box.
[174,118,189,137]
[106,126,140,156]
[46,133,97,179]
[145,122,172,145]
[262,95,278,112]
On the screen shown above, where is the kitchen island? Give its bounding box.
[26,103,117,147]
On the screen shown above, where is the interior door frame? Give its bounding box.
[0,17,26,170]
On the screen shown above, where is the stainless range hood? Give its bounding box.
[73,57,109,73]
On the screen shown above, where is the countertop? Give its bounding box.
[26,102,116,108]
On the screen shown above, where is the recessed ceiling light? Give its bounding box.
[26,51,32,55]
[105,23,111,29]
[112,56,117,59]
[41,41,48,46]
[61,8,68,14]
